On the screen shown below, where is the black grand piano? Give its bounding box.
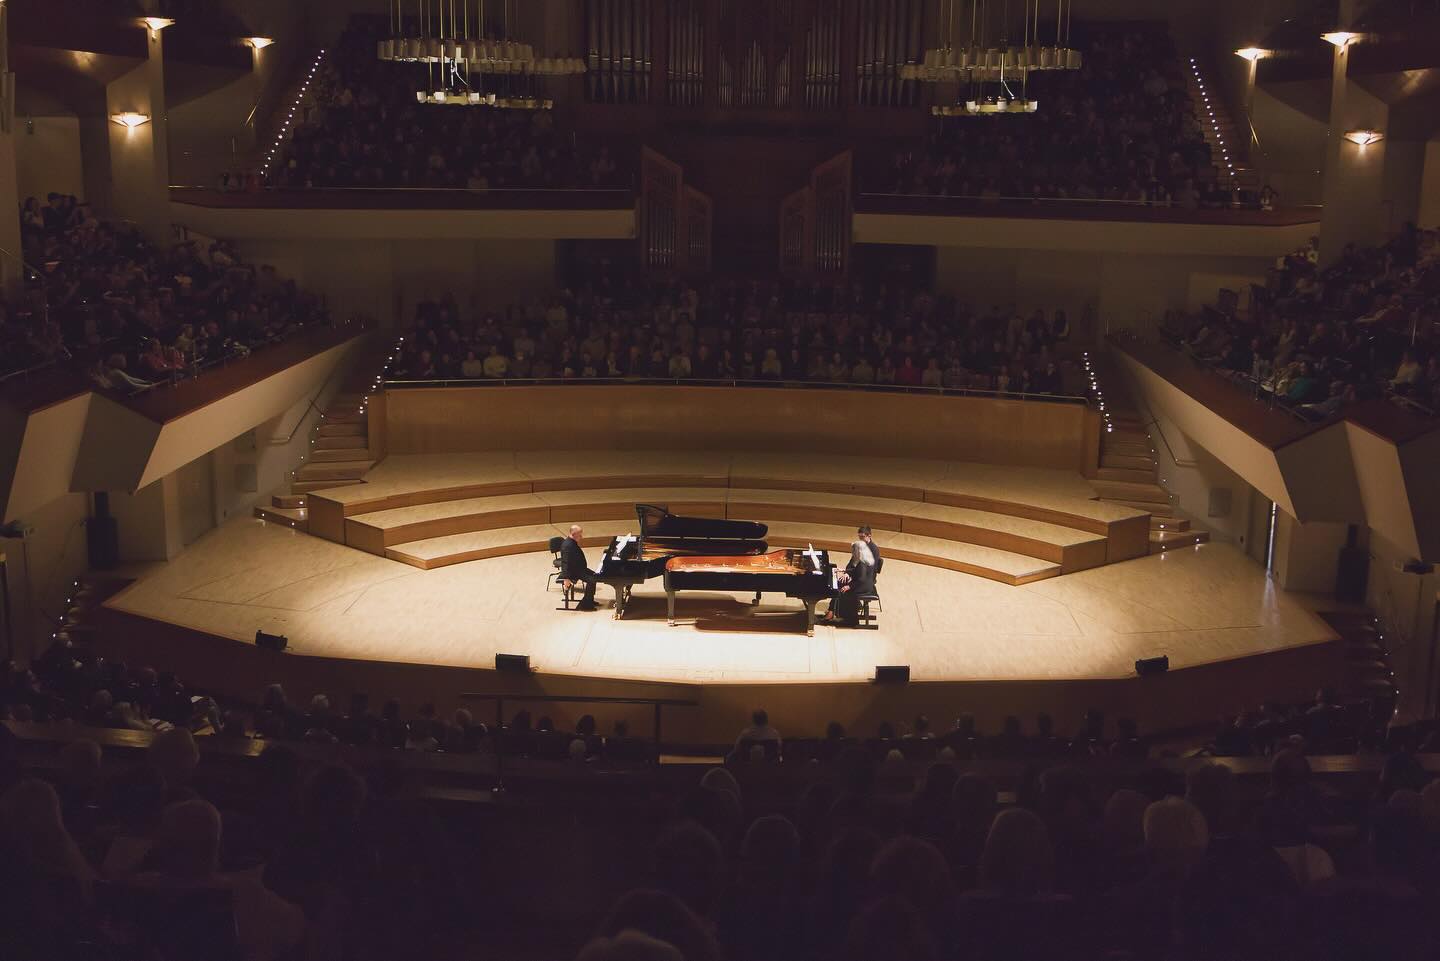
[595,505,835,633]
[595,504,769,619]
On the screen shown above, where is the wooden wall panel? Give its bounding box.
[384,386,1089,470]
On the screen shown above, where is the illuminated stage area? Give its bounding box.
[108,513,1334,686]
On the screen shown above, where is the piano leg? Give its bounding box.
[804,599,817,636]
[610,584,626,620]
[666,589,677,627]
[751,591,762,606]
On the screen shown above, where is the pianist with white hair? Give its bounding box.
[822,536,877,627]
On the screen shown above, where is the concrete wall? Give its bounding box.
[933,246,1271,345]
[15,115,85,202]
[0,491,91,663]
[233,237,559,326]
[1421,138,1440,229]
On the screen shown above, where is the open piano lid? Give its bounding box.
[637,504,768,544]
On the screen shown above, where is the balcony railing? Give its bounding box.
[857,192,1322,226]
[170,185,636,211]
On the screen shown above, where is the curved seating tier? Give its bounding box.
[288,452,1151,587]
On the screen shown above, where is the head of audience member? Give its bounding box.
[1143,797,1209,880]
[151,798,223,881]
[148,727,200,793]
[575,931,683,961]
[978,807,1054,897]
[595,889,722,961]
[653,821,726,919]
[1103,788,1150,855]
[739,814,801,894]
[0,778,96,883]
[842,895,938,961]
[871,835,954,927]
[1185,762,1237,836]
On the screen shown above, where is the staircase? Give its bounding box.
[253,383,378,533]
[1181,56,1261,194]
[1089,361,1209,553]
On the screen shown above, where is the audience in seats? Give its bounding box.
[2,192,328,385]
[389,275,1081,395]
[268,18,627,191]
[1165,223,1440,417]
[875,27,1235,208]
[5,616,1436,960]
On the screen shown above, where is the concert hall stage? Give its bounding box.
[103,502,1345,742]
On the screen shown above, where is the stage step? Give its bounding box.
[1113,499,1176,517]
[763,522,1062,586]
[253,505,308,530]
[310,447,375,463]
[1149,529,1209,552]
[1151,516,1189,532]
[1092,480,1171,504]
[1102,441,1153,457]
[314,434,369,451]
[385,520,1064,586]
[352,485,1105,569]
[272,494,307,509]
[317,422,366,437]
[1100,453,1154,471]
[292,479,366,494]
[324,411,365,424]
[296,460,373,481]
[1095,466,1155,484]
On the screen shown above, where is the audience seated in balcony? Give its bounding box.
[875,27,1233,208]
[268,19,626,191]
[1164,223,1440,418]
[388,275,1083,396]
[2,193,328,386]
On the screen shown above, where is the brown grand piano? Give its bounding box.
[663,548,837,636]
[594,504,769,618]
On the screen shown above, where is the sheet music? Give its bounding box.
[598,534,636,573]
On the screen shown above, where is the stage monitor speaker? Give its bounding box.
[496,653,532,673]
[1135,655,1169,677]
[874,665,910,684]
[256,630,288,652]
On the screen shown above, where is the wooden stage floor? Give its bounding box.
[107,514,1336,686]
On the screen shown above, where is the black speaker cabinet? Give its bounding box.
[255,630,288,652]
[1135,655,1169,677]
[874,665,910,684]
[495,653,532,673]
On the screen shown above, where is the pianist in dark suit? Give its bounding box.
[823,538,877,626]
[561,524,599,611]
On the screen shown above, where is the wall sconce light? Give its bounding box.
[1343,129,1383,146]
[140,17,175,36]
[110,112,151,129]
[1234,47,1269,61]
[246,37,275,50]
[1321,31,1361,47]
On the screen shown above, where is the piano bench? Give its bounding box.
[556,581,577,611]
[858,593,881,629]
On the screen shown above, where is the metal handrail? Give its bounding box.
[460,692,700,787]
[383,375,1091,405]
[859,190,1321,211]
[169,183,634,196]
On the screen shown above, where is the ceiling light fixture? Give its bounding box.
[1343,129,1383,146]
[110,112,151,128]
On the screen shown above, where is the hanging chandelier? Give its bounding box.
[377,0,586,108]
[900,0,1081,115]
